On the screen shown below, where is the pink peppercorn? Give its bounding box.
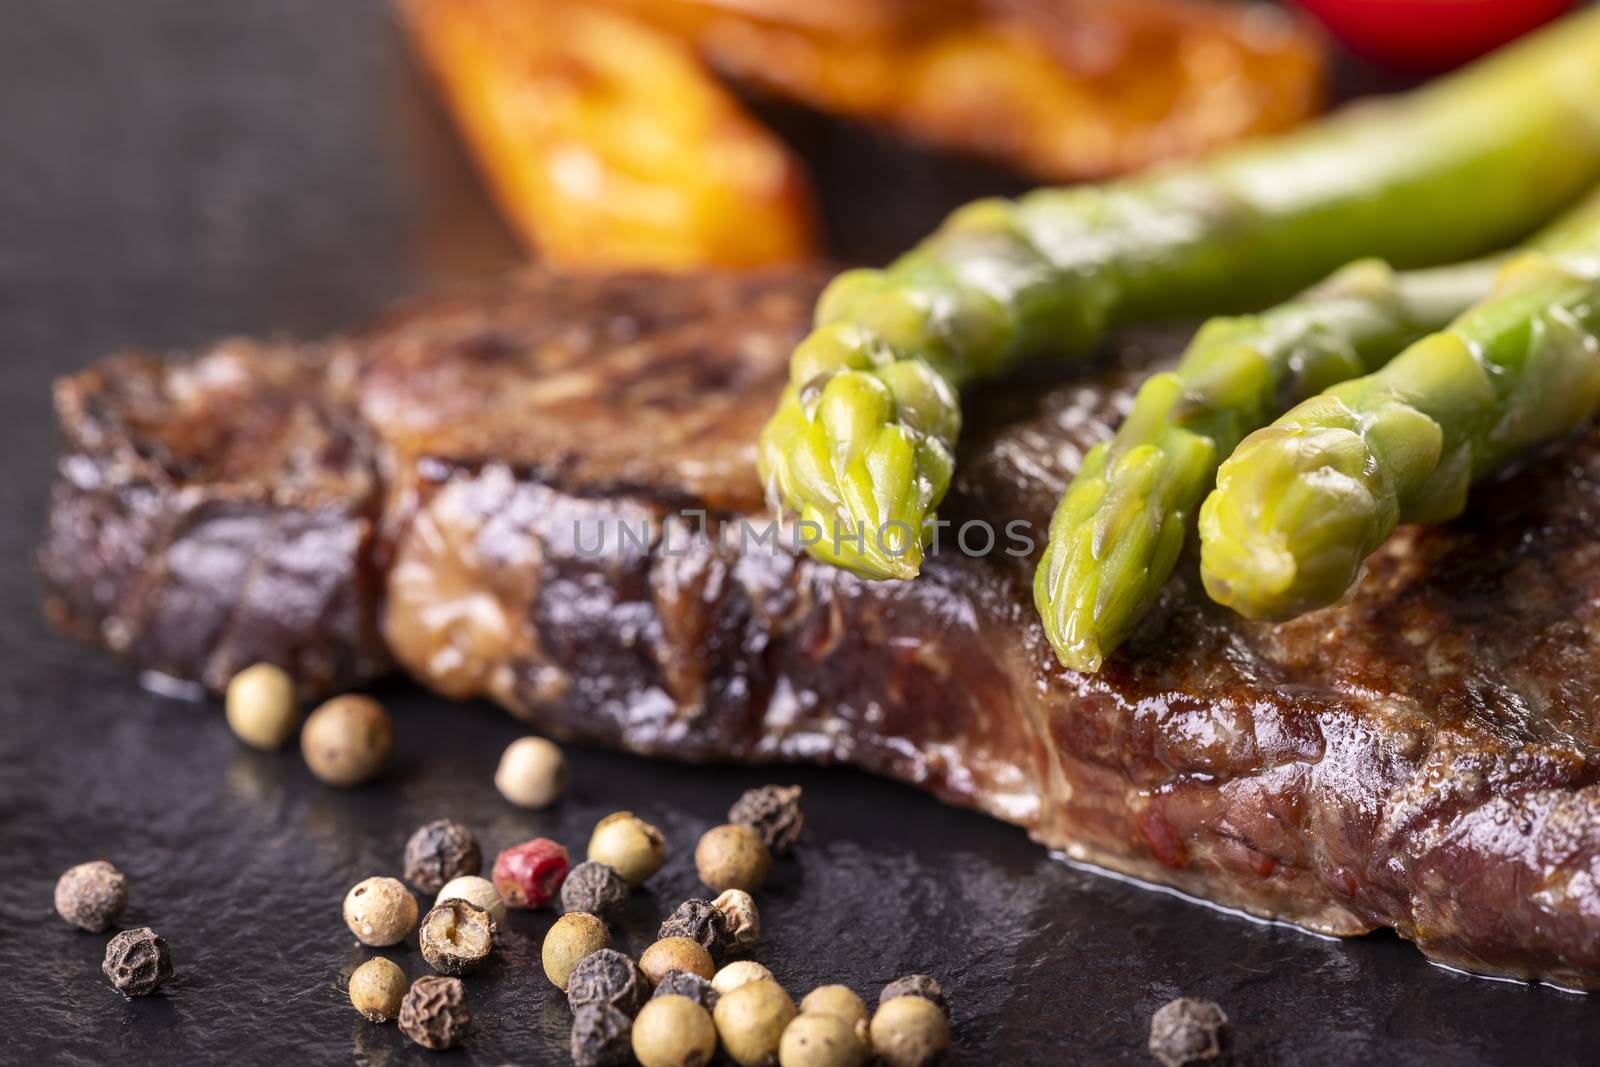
[493,838,571,909]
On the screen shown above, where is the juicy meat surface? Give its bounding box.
[39,269,1600,987]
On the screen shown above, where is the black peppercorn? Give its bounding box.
[658,898,729,960]
[562,860,630,921]
[652,969,719,1011]
[419,899,496,975]
[102,927,173,997]
[571,1002,634,1067]
[404,819,482,895]
[1149,997,1230,1067]
[728,784,804,854]
[879,974,947,1015]
[399,975,471,1051]
[55,860,128,933]
[568,948,650,1017]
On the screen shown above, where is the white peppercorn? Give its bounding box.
[349,957,407,1022]
[780,1012,870,1067]
[640,937,715,985]
[713,960,775,996]
[695,824,771,894]
[302,694,392,787]
[800,985,869,1032]
[712,889,761,953]
[494,736,567,809]
[715,979,797,1067]
[343,876,418,947]
[224,662,299,750]
[588,811,666,888]
[633,995,717,1067]
[54,860,128,932]
[543,912,612,990]
[435,875,507,925]
[870,996,949,1067]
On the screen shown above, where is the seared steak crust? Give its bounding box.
[40,270,1600,986]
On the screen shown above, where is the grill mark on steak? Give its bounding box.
[38,269,1600,987]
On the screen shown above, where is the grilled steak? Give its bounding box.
[40,270,1600,987]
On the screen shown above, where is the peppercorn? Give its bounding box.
[729,784,803,855]
[695,823,771,894]
[349,957,408,1022]
[878,975,947,1015]
[780,1012,870,1067]
[224,662,299,750]
[572,1002,634,1067]
[713,960,775,996]
[712,889,761,953]
[659,898,729,959]
[403,819,481,894]
[102,927,172,997]
[436,874,507,925]
[343,876,419,947]
[562,861,630,922]
[399,974,471,1051]
[640,937,715,985]
[568,948,650,1017]
[419,899,496,975]
[301,694,392,787]
[543,911,612,990]
[869,996,949,1067]
[653,970,719,1011]
[1148,997,1231,1067]
[492,837,570,909]
[800,985,869,1032]
[588,811,666,888]
[54,860,128,932]
[633,994,717,1067]
[495,735,567,809]
[714,979,797,1067]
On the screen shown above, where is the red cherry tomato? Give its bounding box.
[1292,0,1576,71]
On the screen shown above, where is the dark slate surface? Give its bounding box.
[1,2,1597,1064]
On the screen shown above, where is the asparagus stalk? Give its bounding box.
[1197,219,1600,621]
[757,9,1600,582]
[1033,191,1600,672]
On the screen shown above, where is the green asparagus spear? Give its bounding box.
[1197,229,1600,621]
[757,9,1600,582]
[1033,191,1600,671]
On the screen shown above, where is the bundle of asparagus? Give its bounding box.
[757,8,1600,583]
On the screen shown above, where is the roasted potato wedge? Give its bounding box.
[596,0,1326,181]
[398,0,816,271]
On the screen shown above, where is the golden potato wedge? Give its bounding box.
[397,0,816,271]
[595,0,1325,181]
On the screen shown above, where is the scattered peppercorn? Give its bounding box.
[54,860,128,932]
[1148,997,1231,1067]
[572,1002,634,1067]
[495,735,567,809]
[715,979,797,1067]
[780,1011,870,1067]
[568,948,650,1017]
[419,899,496,975]
[436,875,507,925]
[349,957,408,1022]
[712,889,761,953]
[653,970,719,1011]
[588,811,666,888]
[713,960,775,997]
[640,937,715,986]
[633,994,718,1067]
[102,927,172,997]
[562,861,630,922]
[224,662,300,750]
[695,824,771,894]
[344,876,419,947]
[399,974,471,1051]
[728,785,804,855]
[659,898,729,959]
[544,911,613,990]
[301,694,392,787]
[870,996,949,1067]
[403,819,481,894]
[492,837,570,910]
[800,985,869,1032]
[878,975,947,1015]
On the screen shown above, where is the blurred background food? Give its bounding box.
[397,0,1576,272]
